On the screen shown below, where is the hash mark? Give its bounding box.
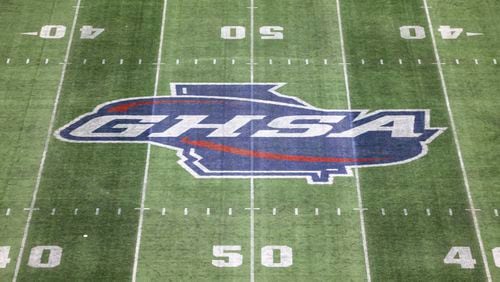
[399,58,403,65]
[324,59,328,65]
[426,208,431,216]
[176,59,179,65]
[6,58,11,64]
[120,59,124,65]
[25,58,30,64]
[213,59,217,65]
[493,59,497,65]
[272,208,277,216]
[337,208,341,216]
[95,208,100,216]
[117,208,122,215]
[102,59,106,64]
[315,208,319,215]
[305,59,309,65]
[381,208,386,216]
[184,208,188,216]
[361,59,365,65]
[269,59,273,65]
[294,208,299,215]
[83,59,87,65]
[379,59,384,65]
[288,59,291,65]
[162,208,166,216]
[44,58,49,64]
[466,208,481,212]
[449,208,453,216]
[74,208,79,215]
[206,208,210,215]
[455,59,460,65]
[495,209,498,217]
[24,208,39,211]
[228,208,233,216]
[51,208,56,216]
[194,59,198,65]
[403,208,408,216]
[231,59,236,65]
[418,59,422,65]
[138,59,142,65]
[474,59,479,65]
[5,208,10,216]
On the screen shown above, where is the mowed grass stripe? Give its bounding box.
[13,0,165,280]
[422,0,491,279]
[426,0,500,278]
[254,0,367,280]
[342,0,486,280]
[13,0,83,280]
[0,0,80,280]
[132,0,168,280]
[135,0,252,281]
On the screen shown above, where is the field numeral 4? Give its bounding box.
[212,245,292,268]
[445,246,500,269]
[400,25,464,40]
[0,245,62,269]
[444,247,476,269]
[80,25,105,39]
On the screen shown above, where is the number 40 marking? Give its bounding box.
[0,245,62,268]
[28,25,104,39]
[400,25,463,40]
[445,246,500,269]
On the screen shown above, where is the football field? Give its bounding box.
[0,0,499,281]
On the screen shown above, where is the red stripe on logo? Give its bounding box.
[107,100,223,113]
[181,137,384,163]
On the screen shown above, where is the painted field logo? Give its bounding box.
[56,83,445,184]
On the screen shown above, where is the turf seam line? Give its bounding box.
[12,1,83,280]
[422,0,492,280]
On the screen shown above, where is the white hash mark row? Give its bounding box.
[3,207,500,216]
[3,58,500,66]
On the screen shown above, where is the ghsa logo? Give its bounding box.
[56,83,445,184]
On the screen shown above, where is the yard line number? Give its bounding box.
[26,25,104,39]
[0,245,62,269]
[445,246,500,269]
[221,26,284,40]
[400,25,464,40]
[212,245,292,268]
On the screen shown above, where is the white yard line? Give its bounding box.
[131,0,168,281]
[335,0,371,281]
[422,0,492,280]
[11,1,83,281]
[249,1,256,281]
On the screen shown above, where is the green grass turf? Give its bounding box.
[0,0,498,281]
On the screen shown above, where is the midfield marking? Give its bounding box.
[422,0,492,280]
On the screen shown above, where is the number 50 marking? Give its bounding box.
[221,26,284,40]
[212,245,292,268]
